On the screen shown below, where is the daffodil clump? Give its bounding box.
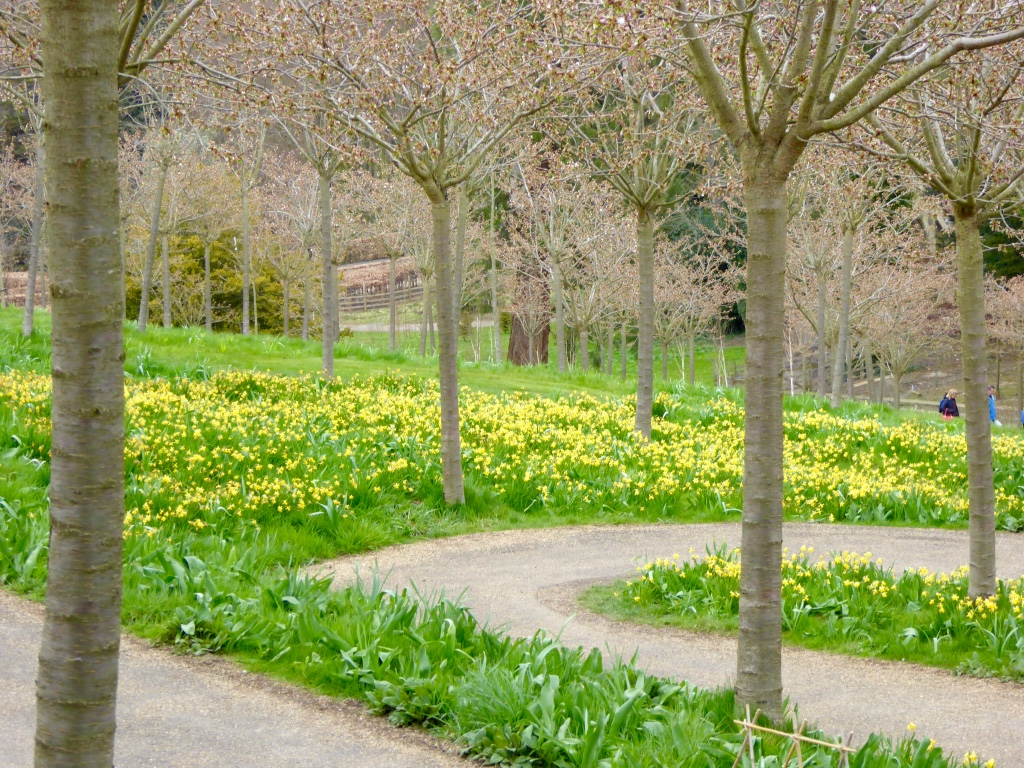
[616,546,1024,681]
[1,369,1022,543]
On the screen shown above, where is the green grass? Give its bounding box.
[1,307,741,401]
[582,547,1024,684]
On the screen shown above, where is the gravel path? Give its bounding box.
[317,522,1024,764]
[0,590,466,767]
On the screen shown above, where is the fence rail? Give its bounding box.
[339,284,423,313]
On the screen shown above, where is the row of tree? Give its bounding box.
[4,3,1024,764]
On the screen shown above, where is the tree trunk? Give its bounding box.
[847,341,854,399]
[252,280,258,335]
[553,259,566,373]
[204,242,212,332]
[579,327,590,371]
[420,277,430,356]
[428,293,436,354]
[635,210,655,436]
[388,255,397,352]
[34,3,124,765]
[1017,359,1022,418]
[490,175,501,364]
[23,137,46,337]
[688,333,696,386]
[661,340,668,380]
[301,249,311,341]
[241,183,251,335]
[605,324,613,374]
[319,172,335,377]
[893,370,902,410]
[816,269,826,398]
[453,185,468,318]
[118,225,126,319]
[138,159,167,332]
[430,196,465,505]
[736,178,786,720]
[831,226,855,407]
[282,279,290,337]
[954,205,996,598]
[527,329,535,365]
[161,233,171,328]
[619,320,627,380]
[0,237,6,307]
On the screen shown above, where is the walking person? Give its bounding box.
[989,385,1002,427]
[939,389,959,419]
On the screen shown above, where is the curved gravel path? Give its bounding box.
[316,523,1024,764]
[0,590,466,767]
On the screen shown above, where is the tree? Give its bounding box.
[183,150,237,332]
[280,0,577,504]
[656,243,739,384]
[0,140,31,308]
[866,261,953,410]
[989,277,1024,417]
[562,197,632,372]
[9,4,207,764]
[264,152,320,340]
[32,3,123,766]
[563,43,705,436]
[137,116,178,331]
[218,117,266,336]
[665,0,1024,717]
[862,40,1024,598]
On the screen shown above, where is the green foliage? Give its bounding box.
[590,547,1024,684]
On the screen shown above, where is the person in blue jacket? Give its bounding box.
[989,385,1001,426]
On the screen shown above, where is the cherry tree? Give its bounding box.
[561,31,707,434]
[863,39,1024,598]
[275,0,579,504]
[660,0,1024,716]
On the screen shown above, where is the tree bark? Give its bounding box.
[1017,359,1022,418]
[420,278,430,356]
[319,172,335,377]
[204,242,212,332]
[35,3,124,765]
[831,226,855,407]
[893,371,902,410]
[137,159,167,332]
[427,293,436,354]
[161,233,171,328]
[453,185,468,318]
[553,258,566,373]
[241,183,251,335]
[301,249,311,341]
[0,237,7,306]
[954,205,996,598]
[620,320,628,381]
[23,136,46,337]
[490,175,502,364]
[688,333,696,386]
[736,178,786,720]
[816,269,827,398]
[118,226,126,319]
[579,327,590,371]
[635,210,655,436]
[282,279,290,337]
[430,196,465,505]
[388,254,397,352]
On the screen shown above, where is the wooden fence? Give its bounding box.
[339,282,424,314]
